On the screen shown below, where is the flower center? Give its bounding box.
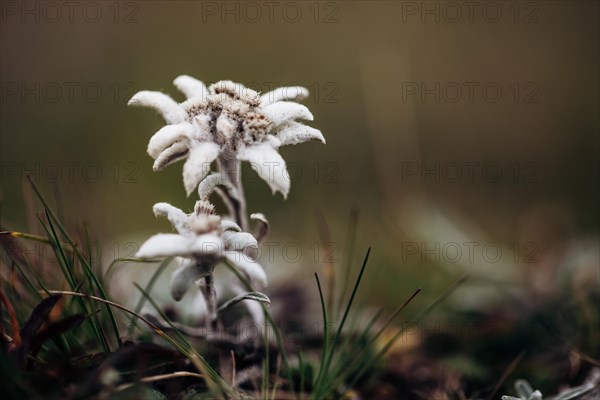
[190,214,221,235]
[190,200,222,235]
[184,81,273,149]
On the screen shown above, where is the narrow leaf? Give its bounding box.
[217,292,271,315]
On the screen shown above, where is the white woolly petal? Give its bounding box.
[147,123,194,159]
[173,75,208,99]
[128,91,187,124]
[221,219,242,232]
[223,231,258,251]
[260,86,309,105]
[189,233,225,256]
[170,260,202,301]
[237,143,290,198]
[136,233,223,259]
[224,251,267,287]
[264,134,282,148]
[153,202,189,234]
[182,142,220,196]
[153,142,189,171]
[275,121,326,146]
[263,101,313,126]
[136,233,193,259]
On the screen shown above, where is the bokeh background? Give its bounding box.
[1,0,599,392]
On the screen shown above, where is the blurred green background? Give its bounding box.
[1,1,598,316]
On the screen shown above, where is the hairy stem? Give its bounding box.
[217,156,248,230]
[232,161,249,231]
[199,274,217,329]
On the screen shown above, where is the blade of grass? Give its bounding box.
[103,257,162,283]
[7,260,43,301]
[217,292,271,315]
[262,327,269,400]
[377,274,468,360]
[41,289,195,360]
[83,223,93,267]
[313,247,371,399]
[114,371,205,392]
[326,307,384,384]
[37,216,100,339]
[0,231,72,249]
[314,211,336,319]
[486,351,526,400]
[325,288,422,392]
[345,274,469,390]
[39,212,76,289]
[115,371,205,392]
[537,319,600,367]
[67,243,123,348]
[270,355,282,400]
[28,177,123,347]
[312,273,329,391]
[367,288,421,346]
[126,257,173,336]
[337,207,359,317]
[298,350,306,400]
[0,232,47,303]
[51,182,65,225]
[39,212,111,353]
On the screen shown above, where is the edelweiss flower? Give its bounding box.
[135,200,267,302]
[128,76,325,197]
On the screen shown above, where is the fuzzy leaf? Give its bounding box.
[153,142,189,171]
[263,101,313,126]
[147,123,194,159]
[250,213,269,243]
[275,120,325,147]
[128,91,187,124]
[174,75,208,99]
[153,203,189,235]
[237,143,290,198]
[182,143,220,196]
[197,172,238,200]
[260,86,309,105]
